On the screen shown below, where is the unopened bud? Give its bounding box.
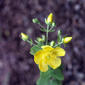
[46,13,53,24]
[21,33,29,41]
[52,22,56,27]
[63,37,72,44]
[37,38,43,42]
[50,41,55,46]
[42,35,45,42]
[32,18,40,24]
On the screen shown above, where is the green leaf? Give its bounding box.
[30,43,43,55]
[49,79,62,85]
[37,77,48,85]
[48,80,57,85]
[40,70,52,79]
[52,68,64,80]
[40,28,47,32]
[36,69,63,85]
[48,29,55,32]
[30,45,41,55]
[56,80,62,85]
[40,28,55,32]
[32,18,40,24]
[37,75,62,85]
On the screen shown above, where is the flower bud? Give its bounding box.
[37,38,43,42]
[52,22,56,27]
[32,18,40,24]
[63,37,72,44]
[58,30,61,36]
[46,13,53,24]
[21,33,29,41]
[42,35,45,42]
[50,41,55,46]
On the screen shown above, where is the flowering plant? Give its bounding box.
[21,13,72,85]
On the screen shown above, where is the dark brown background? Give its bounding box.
[0,0,85,85]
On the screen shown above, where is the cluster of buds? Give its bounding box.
[20,13,72,46]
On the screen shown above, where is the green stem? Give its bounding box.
[27,40,41,48]
[27,40,35,46]
[49,26,53,32]
[54,42,63,47]
[46,25,49,45]
[38,23,45,29]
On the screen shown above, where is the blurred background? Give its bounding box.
[0,0,85,85]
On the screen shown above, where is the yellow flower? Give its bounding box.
[63,37,72,44]
[46,13,53,24]
[34,45,65,72]
[21,33,29,41]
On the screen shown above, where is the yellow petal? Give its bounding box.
[34,50,43,64]
[41,45,53,52]
[50,47,65,57]
[48,57,61,69]
[34,49,48,64]
[39,60,48,72]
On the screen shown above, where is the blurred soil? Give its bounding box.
[0,0,85,85]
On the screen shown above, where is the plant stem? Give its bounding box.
[49,26,53,32]
[54,42,63,47]
[27,40,41,48]
[46,25,49,45]
[27,40,35,46]
[38,23,45,28]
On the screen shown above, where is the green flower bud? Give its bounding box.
[37,37,43,42]
[58,30,61,35]
[50,41,55,46]
[32,18,40,24]
[42,35,45,42]
[21,33,29,41]
[52,22,56,27]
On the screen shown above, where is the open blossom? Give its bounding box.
[34,45,65,72]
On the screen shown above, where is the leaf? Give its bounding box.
[37,77,48,85]
[48,29,55,32]
[48,80,57,85]
[36,69,63,85]
[37,70,53,85]
[52,68,64,80]
[30,43,43,55]
[30,45,41,55]
[40,28,47,32]
[56,80,62,85]
[40,70,52,80]
[37,75,62,85]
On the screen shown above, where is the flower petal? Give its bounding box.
[51,47,65,57]
[41,45,53,52]
[48,57,61,69]
[34,50,43,64]
[39,60,48,72]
